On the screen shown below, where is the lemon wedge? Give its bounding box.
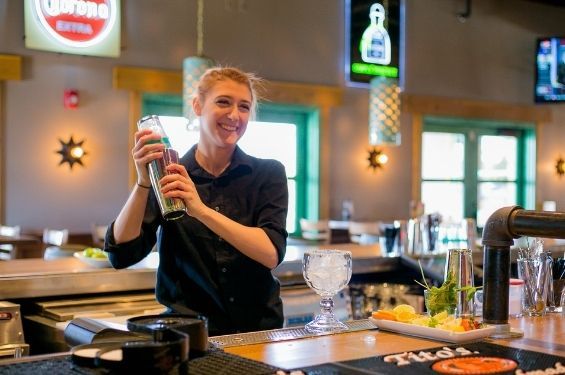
[392,304,416,315]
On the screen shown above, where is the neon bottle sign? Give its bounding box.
[33,0,117,48]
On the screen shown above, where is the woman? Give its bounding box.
[105,67,289,336]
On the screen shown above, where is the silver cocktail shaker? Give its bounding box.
[445,248,475,318]
[137,115,186,221]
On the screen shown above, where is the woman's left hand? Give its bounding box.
[159,164,206,217]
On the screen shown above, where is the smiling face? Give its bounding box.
[193,79,252,150]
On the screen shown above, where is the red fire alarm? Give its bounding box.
[64,89,79,109]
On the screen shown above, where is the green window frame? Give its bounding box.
[422,116,536,229]
[141,94,320,237]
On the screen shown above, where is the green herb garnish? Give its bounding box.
[414,260,481,316]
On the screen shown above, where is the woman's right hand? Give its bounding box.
[132,129,165,186]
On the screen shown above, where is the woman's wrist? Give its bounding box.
[136,181,151,189]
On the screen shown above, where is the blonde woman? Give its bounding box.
[106,67,289,336]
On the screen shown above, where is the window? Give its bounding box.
[142,94,319,236]
[421,117,535,229]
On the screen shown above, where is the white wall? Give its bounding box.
[0,0,564,232]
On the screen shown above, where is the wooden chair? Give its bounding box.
[0,225,21,260]
[348,221,382,244]
[299,219,330,242]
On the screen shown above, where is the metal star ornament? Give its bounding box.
[367,147,388,172]
[56,136,87,169]
[556,156,565,177]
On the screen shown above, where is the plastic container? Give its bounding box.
[509,278,524,317]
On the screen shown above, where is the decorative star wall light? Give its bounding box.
[556,156,565,177]
[367,147,388,172]
[56,135,87,169]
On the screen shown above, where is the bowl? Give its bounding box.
[74,251,112,268]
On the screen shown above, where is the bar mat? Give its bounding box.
[293,342,565,374]
[0,351,281,375]
[210,319,377,348]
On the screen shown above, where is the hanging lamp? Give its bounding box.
[368,76,401,146]
[182,0,214,128]
[366,76,401,172]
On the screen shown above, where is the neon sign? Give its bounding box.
[24,0,121,57]
[346,0,400,85]
[34,0,116,47]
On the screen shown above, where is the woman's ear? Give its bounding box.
[193,97,202,116]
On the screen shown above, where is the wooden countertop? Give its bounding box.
[224,315,565,369]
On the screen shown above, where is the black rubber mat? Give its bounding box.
[294,342,565,374]
[0,350,280,375]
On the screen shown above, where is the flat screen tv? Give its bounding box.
[535,37,565,103]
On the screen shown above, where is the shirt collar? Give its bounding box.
[184,145,252,178]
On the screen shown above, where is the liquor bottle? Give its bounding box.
[360,3,391,65]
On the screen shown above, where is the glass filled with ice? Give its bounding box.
[302,249,353,333]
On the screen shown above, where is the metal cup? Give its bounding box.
[148,148,187,221]
[445,248,475,318]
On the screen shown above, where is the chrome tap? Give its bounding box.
[482,205,565,337]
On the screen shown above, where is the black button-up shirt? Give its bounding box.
[105,146,288,336]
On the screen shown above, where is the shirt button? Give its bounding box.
[218,237,223,242]
[215,206,220,211]
[229,297,234,302]
[221,267,227,273]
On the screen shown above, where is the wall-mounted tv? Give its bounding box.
[535,37,565,103]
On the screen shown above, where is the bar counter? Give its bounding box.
[0,244,396,300]
[224,315,565,369]
[0,253,159,300]
[0,314,562,373]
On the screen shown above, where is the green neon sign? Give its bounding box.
[351,63,398,78]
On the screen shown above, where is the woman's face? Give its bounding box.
[194,79,252,149]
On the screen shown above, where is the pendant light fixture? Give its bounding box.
[369,76,401,146]
[183,0,214,129]
[367,76,401,172]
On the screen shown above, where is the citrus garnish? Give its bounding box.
[432,310,449,322]
[371,310,397,321]
[392,304,416,315]
[396,311,417,322]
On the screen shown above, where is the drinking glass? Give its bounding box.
[303,249,352,333]
[517,258,550,317]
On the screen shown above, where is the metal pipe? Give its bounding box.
[482,205,565,326]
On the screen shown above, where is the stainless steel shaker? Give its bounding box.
[444,248,475,318]
[137,115,187,221]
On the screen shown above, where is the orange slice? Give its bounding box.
[395,311,417,322]
[372,310,397,321]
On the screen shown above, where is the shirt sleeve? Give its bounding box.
[103,191,161,269]
[255,159,289,265]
